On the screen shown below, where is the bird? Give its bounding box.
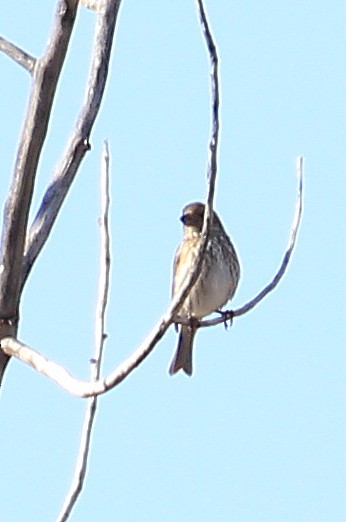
[169,202,240,376]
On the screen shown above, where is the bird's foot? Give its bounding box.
[173,315,199,331]
[216,309,234,330]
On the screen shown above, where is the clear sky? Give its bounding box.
[1,1,346,521]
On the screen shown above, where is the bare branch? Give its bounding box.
[198,156,304,327]
[196,0,219,210]
[0,36,36,73]
[93,141,111,376]
[192,0,221,252]
[0,0,79,384]
[21,0,122,290]
[0,337,97,396]
[0,319,168,396]
[0,0,302,395]
[57,142,111,522]
[0,156,303,393]
[0,0,77,314]
[173,0,221,314]
[1,260,199,395]
[2,239,226,396]
[0,0,224,393]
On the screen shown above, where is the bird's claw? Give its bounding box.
[216,309,234,330]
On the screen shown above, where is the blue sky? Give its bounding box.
[1,1,346,521]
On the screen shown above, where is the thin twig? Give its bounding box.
[173,0,221,311]
[199,156,304,327]
[0,36,36,73]
[193,0,220,256]
[196,0,219,208]
[56,142,111,522]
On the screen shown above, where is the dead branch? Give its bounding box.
[56,142,111,522]
[0,36,36,73]
[0,0,221,395]
[21,0,122,290]
[173,0,221,313]
[196,0,219,206]
[0,0,79,385]
[0,0,122,387]
[0,0,303,397]
[196,156,304,327]
[0,157,303,397]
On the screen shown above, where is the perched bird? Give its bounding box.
[169,202,240,376]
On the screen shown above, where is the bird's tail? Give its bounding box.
[169,326,196,376]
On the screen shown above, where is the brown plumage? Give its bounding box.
[169,202,240,376]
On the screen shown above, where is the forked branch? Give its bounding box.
[200,157,304,327]
[0,158,303,397]
[21,0,122,290]
[0,0,123,388]
[0,0,79,385]
[0,1,303,398]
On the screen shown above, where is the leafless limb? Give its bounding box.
[0,36,36,73]
[56,142,111,522]
[21,0,122,290]
[0,0,79,385]
[171,0,221,315]
[199,156,304,327]
[0,0,302,395]
[0,157,303,395]
[0,0,220,394]
[0,0,122,387]
[0,311,174,396]
[196,0,219,208]
[3,0,224,396]
[2,256,210,395]
[1,0,77,312]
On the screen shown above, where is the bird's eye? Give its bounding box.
[181,214,192,225]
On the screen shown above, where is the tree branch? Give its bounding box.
[0,158,303,396]
[199,156,304,327]
[0,0,121,387]
[1,268,205,396]
[174,0,221,314]
[18,0,222,390]
[0,0,79,384]
[196,0,219,208]
[0,0,303,395]
[0,0,224,394]
[0,36,36,73]
[57,142,111,522]
[194,0,220,263]
[0,0,78,315]
[21,0,122,290]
